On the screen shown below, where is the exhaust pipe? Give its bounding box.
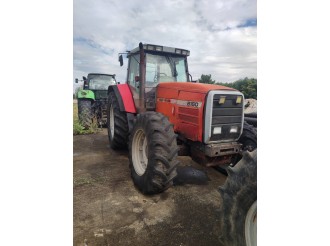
[139,42,146,113]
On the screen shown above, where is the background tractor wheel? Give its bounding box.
[219,150,257,246]
[230,121,257,166]
[239,121,257,151]
[129,112,179,194]
[107,91,129,149]
[78,99,93,129]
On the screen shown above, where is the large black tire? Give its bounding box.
[107,91,129,149]
[128,112,179,194]
[78,99,93,128]
[219,150,257,246]
[239,121,257,151]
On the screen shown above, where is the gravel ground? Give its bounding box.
[74,129,227,246]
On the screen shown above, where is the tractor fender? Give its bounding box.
[77,90,95,100]
[108,84,136,113]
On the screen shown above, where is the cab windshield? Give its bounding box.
[146,53,187,86]
[88,75,116,90]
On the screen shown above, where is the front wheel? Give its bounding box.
[129,112,179,194]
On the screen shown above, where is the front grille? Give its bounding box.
[204,91,244,143]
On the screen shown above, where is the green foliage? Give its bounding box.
[73,118,98,135]
[198,74,215,84]
[197,74,257,99]
[216,77,257,99]
[73,120,86,135]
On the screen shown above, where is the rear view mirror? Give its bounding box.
[135,76,140,82]
[189,74,197,83]
[119,55,123,66]
[75,78,78,83]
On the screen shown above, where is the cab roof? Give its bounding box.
[129,43,190,56]
[87,73,115,77]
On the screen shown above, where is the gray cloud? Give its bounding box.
[73,0,256,91]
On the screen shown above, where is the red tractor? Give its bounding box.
[107,42,256,194]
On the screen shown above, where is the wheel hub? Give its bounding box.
[132,129,148,176]
[245,200,257,246]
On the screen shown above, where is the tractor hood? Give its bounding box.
[155,82,243,143]
[157,82,236,93]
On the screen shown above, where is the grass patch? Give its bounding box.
[73,177,94,187]
[73,176,109,187]
[73,102,100,135]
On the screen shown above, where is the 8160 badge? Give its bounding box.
[187,101,200,108]
[171,99,202,108]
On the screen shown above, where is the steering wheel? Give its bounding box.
[153,73,169,83]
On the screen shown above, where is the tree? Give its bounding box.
[216,77,257,99]
[198,74,215,84]
[197,74,257,99]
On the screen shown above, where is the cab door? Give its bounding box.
[127,54,140,110]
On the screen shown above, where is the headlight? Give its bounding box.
[218,96,226,104]
[236,96,242,104]
[213,127,222,134]
[230,126,238,133]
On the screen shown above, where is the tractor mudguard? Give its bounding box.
[108,84,136,113]
[77,90,95,100]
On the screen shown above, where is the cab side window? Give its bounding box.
[128,54,140,90]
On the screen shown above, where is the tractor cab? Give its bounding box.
[82,73,117,101]
[83,73,117,90]
[119,43,192,111]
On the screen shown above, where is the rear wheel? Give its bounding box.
[78,99,93,128]
[219,150,257,246]
[107,91,129,149]
[129,112,179,194]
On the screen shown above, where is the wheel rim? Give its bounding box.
[110,105,114,139]
[245,200,257,246]
[132,129,148,176]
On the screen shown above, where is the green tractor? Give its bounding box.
[75,73,117,128]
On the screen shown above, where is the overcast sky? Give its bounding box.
[73,0,256,91]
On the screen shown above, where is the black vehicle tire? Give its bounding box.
[129,112,179,194]
[239,121,257,152]
[219,150,257,246]
[78,99,93,129]
[107,91,129,149]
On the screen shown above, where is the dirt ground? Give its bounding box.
[73,129,227,246]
